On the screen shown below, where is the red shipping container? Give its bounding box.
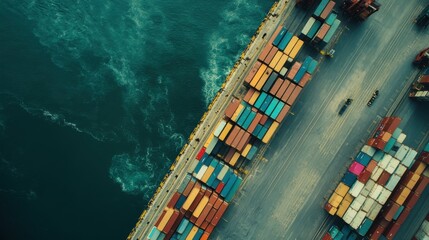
[367,138,387,150]
[377,170,391,186]
[276,79,290,99]
[276,105,290,123]
[248,113,263,134]
[206,208,217,223]
[382,200,400,221]
[237,132,251,152]
[385,222,401,240]
[165,212,184,238]
[183,181,199,197]
[206,223,215,234]
[384,117,401,134]
[213,198,223,209]
[260,115,269,125]
[299,73,311,88]
[224,148,235,163]
[201,221,209,230]
[281,82,296,102]
[162,210,180,233]
[154,209,167,228]
[225,126,240,146]
[215,182,225,194]
[243,88,255,102]
[358,169,372,183]
[211,202,229,226]
[419,151,429,164]
[286,85,302,106]
[196,203,213,227]
[244,61,262,84]
[286,62,302,80]
[414,175,429,195]
[322,232,333,240]
[231,129,245,149]
[167,192,181,209]
[375,117,390,133]
[196,147,206,160]
[224,98,240,119]
[395,207,411,225]
[404,191,420,209]
[368,224,385,240]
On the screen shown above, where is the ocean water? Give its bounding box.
[0,0,272,239]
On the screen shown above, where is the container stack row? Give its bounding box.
[367,144,429,240]
[413,214,429,240]
[367,117,403,152]
[322,225,359,240]
[301,0,341,45]
[410,68,429,101]
[147,174,230,240]
[325,117,420,238]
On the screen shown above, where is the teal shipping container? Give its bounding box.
[260,95,274,112]
[265,98,280,116]
[278,32,293,51]
[255,92,268,109]
[323,19,341,43]
[270,102,285,119]
[225,177,243,202]
[314,0,330,16]
[273,27,287,46]
[308,20,322,39]
[221,174,238,197]
[243,111,257,130]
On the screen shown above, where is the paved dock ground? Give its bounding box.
[212,0,429,239]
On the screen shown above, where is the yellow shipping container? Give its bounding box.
[274,54,288,73]
[204,134,214,148]
[262,121,279,144]
[250,64,267,87]
[202,166,215,183]
[157,208,174,231]
[283,36,298,55]
[335,182,350,197]
[193,196,209,218]
[336,197,352,218]
[328,206,337,215]
[230,152,241,166]
[231,104,244,122]
[405,173,420,190]
[328,192,343,208]
[249,91,261,105]
[241,144,252,157]
[186,226,199,240]
[255,68,273,90]
[219,123,233,141]
[182,188,199,210]
[396,187,411,205]
[289,40,304,59]
[413,161,427,175]
[269,51,283,69]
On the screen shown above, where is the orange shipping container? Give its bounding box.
[237,132,251,152]
[200,232,210,240]
[231,129,245,148]
[270,78,284,95]
[284,36,299,55]
[320,1,336,19]
[276,105,290,123]
[289,40,304,59]
[206,208,217,223]
[196,203,213,227]
[255,68,273,90]
[264,47,278,64]
[244,61,262,84]
[250,64,268,87]
[281,82,296,102]
[315,23,330,40]
[287,62,302,80]
[225,126,240,146]
[211,202,229,226]
[224,98,240,119]
[213,198,223,209]
[286,85,302,105]
[243,88,255,102]
[268,25,284,44]
[258,44,273,62]
[276,79,290,99]
[299,73,311,87]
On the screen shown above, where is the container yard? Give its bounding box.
[129,0,429,239]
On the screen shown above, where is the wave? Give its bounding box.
[200,0,269,105]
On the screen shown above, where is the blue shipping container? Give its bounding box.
[265,98,280,116]
[225,177,243,202]
[177,174,192,194]
[355,152,372,166]
[255,92,268,109]
[347,233,358,240]
[393,205,404,220]
[148,226,161,240]
[175,195,187,209]
[243,111,257,130]
[278,32,294,51]
[177,219,189,234]
[221,174,238,197]
[270,101,285,119]
[342,171,357,187]
[357,218,373,236]
[273,27,288,46]
[253,124,263,136]
[314,0,330,16]
[260,95,274,112]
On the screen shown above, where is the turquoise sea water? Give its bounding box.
[0,0,272,239]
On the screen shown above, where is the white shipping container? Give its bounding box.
[415,228,429,240]
[343,208,358,224]
[205,136,218,155]
[369,184,383,200]
[349,181,365,197]
[302,17,316,35]
[350,195,366,211]
[217,165,229,180]
[189,159,199,173]
[196,165,208,180]
[361,180,375,197]
[279,67,288,77]
[376,188,392,205]
[378,154,392,169]
[361,145,376,157]
[371,167,383,181]
[395,164,407,177]
[367,202,382,221]
[397,133,406,144]
[403,149,418,168]
[422,220,429,235]
[350,210,366,230]
[386,158,400,174]
[362,197,375,213]
[385,174,401,191]
[395,145,409,160]
[213,120,227,137]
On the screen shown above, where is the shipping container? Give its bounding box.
[328,192,343,208]
[350,210,366,229]
[358,170,371,184]
[361,179,375,197]
[377,188,392,205]
[262,121,280,143]
[270,78,283,96]
[349,181,365,197]
[366,160,378,172]
[278,32,294,51]
[259,44,273,63]
[314,0,330,16]
[350,194,365,211]
[323,19,340,43]
[255,68,273,91]
[276,104,290,123]
[349,161,365,176]
[342,171,358,187]
[403,149,418,167]
[214,120,227,137]
[343,207,358,224]
[272,27,287,46]
[307,20,322,39]
[336,193,353,217]
[307,58,318,75]
[243,88,255,102]
[265,47,279,65]
[314,23,330,42]
[231,104,245,122]
[383,201,400,221]
[274,54,289,73]
[369,184,383,200]
[358,218,373,236]
[289,40,304,59]
[356,152,372,166]
[385,174,401,191]
[284,36,299,55]
[248,91,261,106]
[250,64,268,87]
[367,202,382,221]
[219,122,233,141]
[320,1,336,20]
[262,72,279,93]
[299,73,311,87]
[286,85,302,105]
[245,62,263,84]
[362,197,375,213]
[271,102,286,119]
[325,13,337,25]
[293,64,307,84]
[302,17,316,36]
[277,79,291,99]
[269,51,283,69]
[377,171,391,186]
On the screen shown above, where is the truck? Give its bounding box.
[338,98,353,115]
[414,47,429,68]
[343,0,380,20]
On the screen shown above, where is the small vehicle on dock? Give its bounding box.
[367,90,379,107]
[339,98,353,115]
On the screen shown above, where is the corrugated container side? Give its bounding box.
[245,62,262,84]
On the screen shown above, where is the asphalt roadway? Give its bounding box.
[212,0,429,239]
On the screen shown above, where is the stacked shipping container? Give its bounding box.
[368,142,429,239]
[410,68,429,101]
[325,117,421,239]
[413,214,429,240]
[301,0,341,45]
